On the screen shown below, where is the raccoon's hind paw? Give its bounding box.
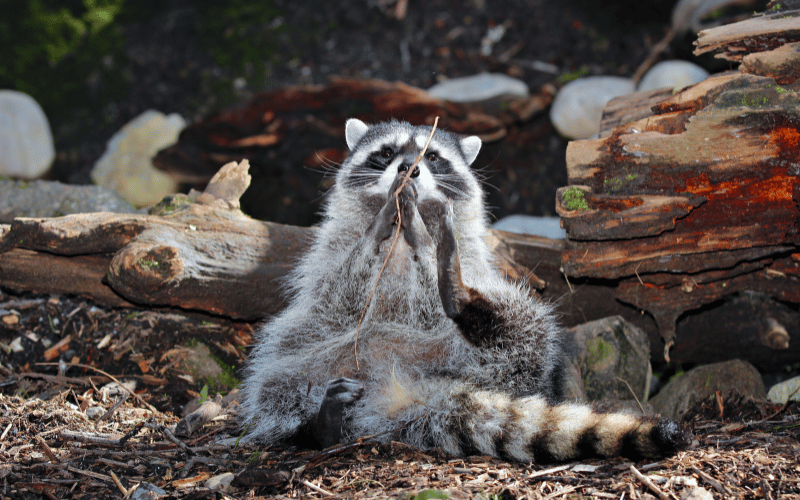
[323,377,364,405]
[311,378,364,449]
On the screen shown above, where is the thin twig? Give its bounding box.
[143,422,194,456]
[34,435,60,464]
[95,394,128,427]
[300,479,334,496]
[616,376,645,414]
[353,117,439,370]
[630,464,671,500]
[37,362,157,412]
[109,471,128,497]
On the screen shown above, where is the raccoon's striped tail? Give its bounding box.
[433,389,690,463]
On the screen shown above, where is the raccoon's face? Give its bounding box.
[338,119,482,202]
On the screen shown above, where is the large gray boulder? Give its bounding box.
[650,359,766,420]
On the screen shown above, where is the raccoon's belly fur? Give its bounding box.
[239,118,689,462]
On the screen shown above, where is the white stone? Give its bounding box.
[492,215,566,239]
[91,110,185,206]
[9,337,24,353]
[638,60,710,92]
[0,90,55,179]
[768,375,800,405]
[549,76,634,139]
[428,73,529,103]
[205,472,235,492]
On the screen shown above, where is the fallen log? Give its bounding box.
[0,160,544,321]
[558,12,800,362]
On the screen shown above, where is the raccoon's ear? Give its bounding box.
[345,119,369,151]
[461,136,482,165]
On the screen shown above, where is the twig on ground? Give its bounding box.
[109,471,128,496]
[630,465,671,500]
[34,435,60,464]
[37,362,157,412]
[95,394,128,427]
[300,479,334,496]
[143,422,194,456]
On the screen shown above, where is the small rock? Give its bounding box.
[767,375,800,404]
[0,179,143,223]
[563,316,652,404]
[428,73,529,103]
[681,486,714,500]
[130,481,166,499]
[9,337,25,353]
[100,380,137,399]
[85,406,105,420]
[0,90,55,179]
[637,60,709,92]
[205,472,235,492]
[649,359,767,420]
[549,76,634,139]
[91,110,185,207]
[491,215,566,239]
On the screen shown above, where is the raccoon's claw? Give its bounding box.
[312,378,364,448]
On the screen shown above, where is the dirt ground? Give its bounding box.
[1,288,799,499]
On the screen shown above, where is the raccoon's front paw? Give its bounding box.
[388,175,418,230]
[312,378,364,448]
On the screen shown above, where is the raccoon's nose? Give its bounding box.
[398,162,420,178]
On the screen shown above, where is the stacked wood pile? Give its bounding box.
[556,8,800,363]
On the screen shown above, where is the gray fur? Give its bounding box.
[240,119,688,461]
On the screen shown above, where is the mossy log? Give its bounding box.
[558,15,800,362]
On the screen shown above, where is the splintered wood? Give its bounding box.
[558,16,800,361]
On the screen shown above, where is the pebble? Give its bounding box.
[90,110,185,207]
[0,90,55,179]
[205,472,235,492]
[549,76,634,139]
[492,215,566,239]
[637,60,709,92]
[427,73,529,103]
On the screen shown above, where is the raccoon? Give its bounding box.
[239,118,689,462]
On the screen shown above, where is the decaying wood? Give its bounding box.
[694,9,800,62]
[560,16,800,361]
[153,77,555,184]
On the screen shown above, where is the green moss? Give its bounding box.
[586,336,617,372]
[740,93,769,108]
[136,259,159,269]
[563,187,590,212]
[557,65,590,84]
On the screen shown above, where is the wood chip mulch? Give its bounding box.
[1,386,798,500]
